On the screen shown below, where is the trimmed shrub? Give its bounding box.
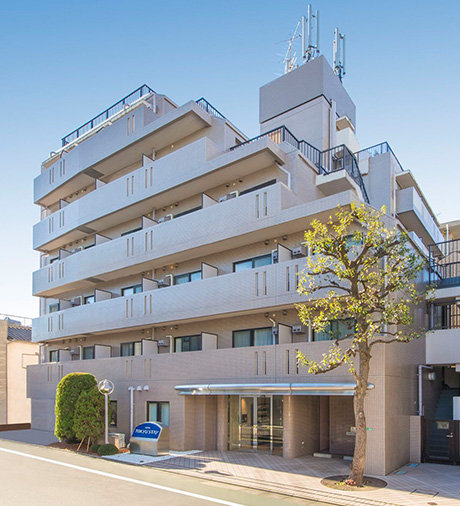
[55,373,97,442]
[73,385,108,446]
[97,444,119,456]
[90,444,101,453]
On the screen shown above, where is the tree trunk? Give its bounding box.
[348,347,370,486]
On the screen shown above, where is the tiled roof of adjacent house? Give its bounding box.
[7,324,32,342]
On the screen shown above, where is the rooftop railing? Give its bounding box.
[354,141,404,173]
[429,238,460,288]
[195,98,226,120]
[61,85,155,147]
[0,314,32,327]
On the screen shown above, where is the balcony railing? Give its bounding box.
[354,142,404,174]
[195,98,226,120]
[431,301,460,330]
[319,144,370,203]
[61,85,155,147]
[429,239,460,287]
[230,126,321,170]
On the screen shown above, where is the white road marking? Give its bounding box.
[0,447,246,506]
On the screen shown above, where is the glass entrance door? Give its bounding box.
[234,395,282,453]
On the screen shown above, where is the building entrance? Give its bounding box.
[229,395,283,455]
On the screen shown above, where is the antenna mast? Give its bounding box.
[283,20,301,74]
[333,28,346,81]
[302,4,320,62]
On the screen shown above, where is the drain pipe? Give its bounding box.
[128,386,135,436]
[418,365,434,416]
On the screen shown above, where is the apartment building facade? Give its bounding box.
[29,55,456,475]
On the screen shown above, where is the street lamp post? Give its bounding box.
[98,379,114,445]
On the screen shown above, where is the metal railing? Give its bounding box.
[320,144,370,203]
[0,314,32,327]
[429,239,460,288]
[195,98,226,120]
[431,301,460,330]
[354,142,404,173]
[62,85,155,147]
[230,125,322,171]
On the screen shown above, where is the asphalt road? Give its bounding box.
[0,439,330,506]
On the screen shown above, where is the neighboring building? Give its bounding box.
[0,316,38,425]
[28,55,457,474]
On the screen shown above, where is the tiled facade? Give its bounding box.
[29,56,454,475]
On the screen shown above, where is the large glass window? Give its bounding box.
[234,254,271,272]
[233,327,274,348]
[121,284,142,296]
[174,271,202,285]
[175,335,202,352]
[146,401,169,426]
[48,303,59,314]
[82,346,95,360]
[49,350,59,362]
[120,341,142,356]
[110,401,117,427]
[314,319,355,342]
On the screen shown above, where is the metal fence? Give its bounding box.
[354,141,404,173]
[195,98,226,120]
[62,85,155,146]
[429,238,460,288]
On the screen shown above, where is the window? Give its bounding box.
[49,350,59,362]
[313,319,355,342]
[49,303,59,314]
[120,341,142,356]
[233,327,274,348]
[174,335,202,352]
[110,401,117,426]
[233,254,271,272]
[84,295,95,304]
[121,284,142,296]
[82,346,95,360]
[174,271,202,285]
[239,179,276,196]
[121,227,142,237]
[146,401,169,426]
[174,206,201,218]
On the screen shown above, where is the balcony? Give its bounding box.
[35,98,217,206]
[33,136,286,252]
[32,257,322,341]
[33,187,358,298]
[396,186,443,246]
[429,239,460,290]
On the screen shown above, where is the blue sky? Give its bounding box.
[1,0,459,318]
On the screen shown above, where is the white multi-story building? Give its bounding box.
[29,55,459,474]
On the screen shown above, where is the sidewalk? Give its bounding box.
[1,430,458,506]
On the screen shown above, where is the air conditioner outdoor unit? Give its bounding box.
[292,325,308,334]
[157,339,168,347]
[157,274,173,287]
[71,246,84,254]
[292,245,307,258]
[271,249,278,264]
[69,348,79,355]
[218,190,239,203]
[158,214,174,223]
[71,296,83,306]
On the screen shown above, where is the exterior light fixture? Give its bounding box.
[98,379,114,445]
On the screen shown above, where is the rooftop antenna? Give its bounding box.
[333,28,346,81]
[302,4,320,62]
[283,20,301,74]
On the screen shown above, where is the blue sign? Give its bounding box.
[132,422,163,440]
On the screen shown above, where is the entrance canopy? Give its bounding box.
[175,382,374,396]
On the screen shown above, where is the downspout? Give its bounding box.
[418,365,433,416]
[128,386,135,437]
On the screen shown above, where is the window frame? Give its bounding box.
[313,318,356,342]
[120,341,142,357]
[174,334,202,353]
[82,346,95,360]
[121,284,142,296]
[232,326,274,348]
[233,254,272,273]
[49,350,59,362]
[110,400,117,427]
[84,295,95,304]
[174,270,202,285]
[146,401,170,426]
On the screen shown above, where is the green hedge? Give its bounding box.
[97,444,119,456]
[55,373,97,442]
